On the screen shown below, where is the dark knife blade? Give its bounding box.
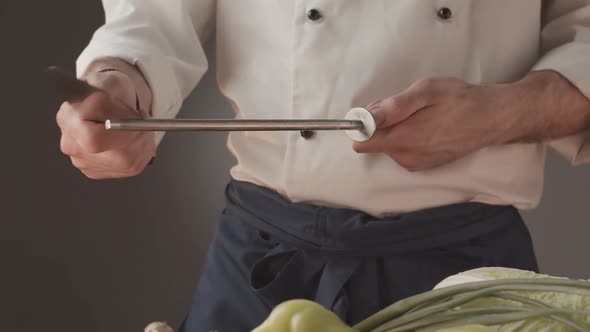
[45,66,101,103]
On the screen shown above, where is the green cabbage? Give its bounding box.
[435,325,498,332]
[433,268,590,332]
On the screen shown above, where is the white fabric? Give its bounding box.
[144,322,174,332]
[78,0,590,217]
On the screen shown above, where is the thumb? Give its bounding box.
[368,87,434,128]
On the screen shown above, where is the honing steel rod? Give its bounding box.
[42,65,373,140]
[105,119,364,131]
[105,108,378,142]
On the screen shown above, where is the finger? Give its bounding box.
[56,101,87,140]
[56,101,70,130]
[66,93,142,154]
[71,156,91,170]
[71,156,132,180]
[354,103,440,154]
[56,101,95,148]
[385,151,421,172]
[73,155,141,179]
[352,126,394,153]
[366,98,383,111]
[78,92,144,151]
[63,111,110,154]
[60,133,84,157]
[74,132,154,175]
[70,149,135,174]
[78,167,133,180]
[368,79,440,128]
[98,134,154,174]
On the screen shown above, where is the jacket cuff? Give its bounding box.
[77,41,183,147]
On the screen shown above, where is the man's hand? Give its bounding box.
[353,71,590,171]
[56,60,155,179]
[353,78,508,171]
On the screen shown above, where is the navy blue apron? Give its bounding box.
[179,180,538,332]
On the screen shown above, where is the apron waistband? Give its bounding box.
[224,180,519,256]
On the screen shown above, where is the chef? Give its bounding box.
[55,1,590,331]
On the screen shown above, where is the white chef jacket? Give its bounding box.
[78,0,590,217]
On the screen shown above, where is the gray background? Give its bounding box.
[7,1,589,331]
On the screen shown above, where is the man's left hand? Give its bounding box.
[353,77,511,171]
[354,71,590,171]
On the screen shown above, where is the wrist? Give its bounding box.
[488,70,566,145]
[470,82,523,147]
[504,70,590,144]
[83,57,153,118]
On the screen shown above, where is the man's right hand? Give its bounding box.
[56,66,156,179]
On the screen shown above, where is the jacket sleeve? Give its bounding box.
[533,0,590,165]
[76,0,216,145]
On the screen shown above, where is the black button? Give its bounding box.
[300,130,315,139]
[437,7,453,20]
[307,9,322,21]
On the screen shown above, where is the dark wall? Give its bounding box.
[9,1,233,331]
[7,1,590,332]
